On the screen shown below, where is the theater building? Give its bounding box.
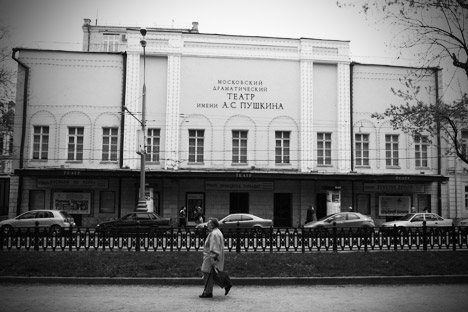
[9,19,450,227]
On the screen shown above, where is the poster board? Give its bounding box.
[379,196,411,216]
[53,192,91,214]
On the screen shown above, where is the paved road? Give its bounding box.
[1,283,467,312]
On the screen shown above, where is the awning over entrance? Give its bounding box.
[14,168,449,183]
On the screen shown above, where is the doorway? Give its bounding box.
[230,193,249,214]
[316,193,327,219]
[273,193,292,227]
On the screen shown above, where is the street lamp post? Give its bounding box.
[136,27,147,211]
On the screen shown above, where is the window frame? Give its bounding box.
[275,131,290,165]
[101,127,118,162]
[414,135,429,168]
[146,128,161,163]
[103,33,120,52]
[317,132,332,166]
[355,133,370,167]
[32,126,49,160]
[232,130,248,165]
[385,134,399,167]
[188,129,205,164]
[67,127,84,162]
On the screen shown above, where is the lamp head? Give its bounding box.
[140,27,147,37]
[140,38,147,48]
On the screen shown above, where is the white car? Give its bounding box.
[196,213,272,231]
[380,213,453,233]
[0,210,75,232]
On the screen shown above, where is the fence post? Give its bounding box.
[422,221,427,251]
[301,226,305,253]
[452,223,457,251]
[170,227,174,252]
[69,225,73,252]
[363,226,368,252]
[269,226,273,253]
[236,222,241,254]
[135,228,140,252]
[393,225,398,251]
[332,222,337,252]
[34,222,40,251]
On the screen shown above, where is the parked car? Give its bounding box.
[96,212,173,233]
[457,218,468,227]
[0,210,75,232]
[380,213,453,233]
[304,212,375,229]
[195,213,272,232]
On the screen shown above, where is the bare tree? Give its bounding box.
[339,0,468,164]
[0,24,15,104]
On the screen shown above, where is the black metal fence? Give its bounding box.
[1,224,467,252]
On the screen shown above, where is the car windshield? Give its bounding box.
[398,214,415,221]
[318,214,338,222]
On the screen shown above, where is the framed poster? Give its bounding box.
[379,196,411,216]
[186,193,205,222]
[53,192,91,215]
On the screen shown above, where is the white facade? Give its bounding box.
[8,20,456,227]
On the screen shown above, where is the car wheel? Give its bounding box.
[252,226,263,236]
[396,227,406,235]
[1,225,12,234]
[50,225,62,232]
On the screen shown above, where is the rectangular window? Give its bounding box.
[232,130,248,164]
[188,129,204,163]
[146,128,160,162]
[275,131,290,164]
[465,185,468,210]
[317,133,332,165]
[385,134,399,167]
[102,127,118,161]
[32,126,49,160]
[415,135,428,168]
[462,130,468,156]
[355,134,369,166]
[68,127,84,161]
[103,34,119,52]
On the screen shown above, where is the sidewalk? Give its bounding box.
[1,274,468,285]
[2,283,468,312]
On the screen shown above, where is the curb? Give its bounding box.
[1,275,468,285]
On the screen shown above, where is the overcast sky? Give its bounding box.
[1,0,466,101]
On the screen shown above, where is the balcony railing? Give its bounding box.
[1,223,467,252]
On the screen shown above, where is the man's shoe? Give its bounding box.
[199,293,213,298]
[224,284,232,296]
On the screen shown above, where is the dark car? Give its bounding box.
[96,212,173,233]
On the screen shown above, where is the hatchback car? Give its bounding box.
[196,213,272,231]
[0,210,75,232]
[304,212,375,229]
[380,213,453,232]
[96,212,173,233]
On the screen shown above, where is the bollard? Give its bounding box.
[393,224,398,251]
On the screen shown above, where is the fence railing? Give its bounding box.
[1,224,467,252]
